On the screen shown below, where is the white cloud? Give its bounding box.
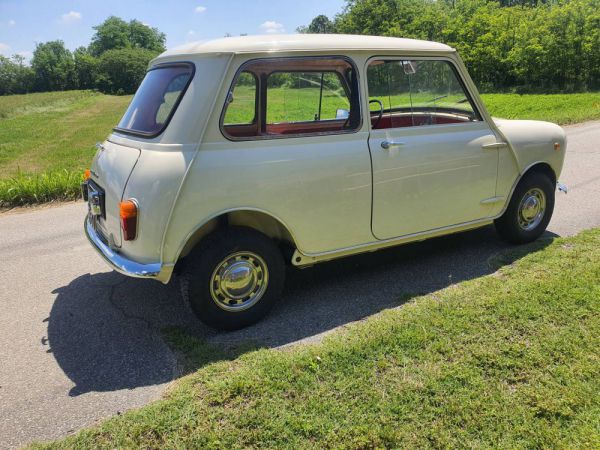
[259,20,285,34]
[0,43,11,55]
[187,30,196,36]
[195,6,207,13]
[60,11,82,25]
[8,19,16,26]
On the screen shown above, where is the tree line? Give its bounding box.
[2,2,598,96]
[0,16,165,96]
[299,0,600,92]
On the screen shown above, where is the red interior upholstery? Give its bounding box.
[371,113,469,129]
[224,124,258,138]
[223,114,470,138]
[224,120,347,138]
[266,120,346,135]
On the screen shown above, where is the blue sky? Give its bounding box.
[0,0,346,60]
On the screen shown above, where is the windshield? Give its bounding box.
[115,63,193,137]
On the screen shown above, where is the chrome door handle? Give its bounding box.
[381,140,405,150]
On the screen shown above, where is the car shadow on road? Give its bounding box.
[47,225,556,396]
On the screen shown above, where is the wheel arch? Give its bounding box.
[499,161,557,217]
[521,161,557,185]
[175,208,298,265]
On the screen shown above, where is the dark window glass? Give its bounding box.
[116,64,193,136]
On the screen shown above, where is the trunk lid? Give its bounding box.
[89,140,141,247]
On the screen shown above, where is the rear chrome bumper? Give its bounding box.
[84,217,172,283]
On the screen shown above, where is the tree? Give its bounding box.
[128,20,166,52]
[89,16,166,56]
[306,0,600,92]
[73,47,98,90]
[297,15,336,33]
[31,40,76,91]
[96,48,157,94]
[0,55,34,95]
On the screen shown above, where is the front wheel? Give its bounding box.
[494,171,555,244]
[181,227,285,330]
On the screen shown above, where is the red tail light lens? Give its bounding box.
[119,200,138,241]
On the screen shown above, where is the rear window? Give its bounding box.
[115,63,194,137]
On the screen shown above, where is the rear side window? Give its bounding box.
[223,72,257,125]
[266,72,351,124]
[221,57,361,140]
[115,63,194,137]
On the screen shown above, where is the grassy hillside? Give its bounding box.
[33,229,600,448]
[483,92,600,125]
[0,90,599,207]
[0,90,130,179]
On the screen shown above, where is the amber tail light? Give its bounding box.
[119,200,138,241]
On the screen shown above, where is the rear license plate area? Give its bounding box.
[87,180,106,219]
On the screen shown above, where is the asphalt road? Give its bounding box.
[1,121,599,448]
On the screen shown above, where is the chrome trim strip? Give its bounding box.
[292,217,493,266]
[481,142,508,150]
[85,217,164,280]
[480,196,505,205]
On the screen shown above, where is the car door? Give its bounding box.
[366,57,500,240]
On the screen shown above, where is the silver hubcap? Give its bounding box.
[518,188,546,231]
[210,251,268,312]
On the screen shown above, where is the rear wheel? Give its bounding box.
[181,227,285,330]
[494,171,555,244]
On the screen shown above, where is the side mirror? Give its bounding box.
[336,108,350,120]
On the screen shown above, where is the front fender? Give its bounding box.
[494,118,566,177]
[492,119,566,214]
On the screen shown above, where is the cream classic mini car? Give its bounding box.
[83,34,567,330]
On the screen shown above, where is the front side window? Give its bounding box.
[221,57,360,140]
[116,63,194,137]
[367,59,480,129]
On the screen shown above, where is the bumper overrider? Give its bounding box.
[84,216,173,284]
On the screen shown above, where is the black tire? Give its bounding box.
[181,227,285,331]
[494,171,555,244]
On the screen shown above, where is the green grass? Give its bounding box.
[0,90,130,207]
[0,169,84,207]
[481,92,600,125]
[33,229,600,448]
[0,89,599,207]
[0,90,131,178]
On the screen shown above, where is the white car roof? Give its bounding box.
[159,34,454,58]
